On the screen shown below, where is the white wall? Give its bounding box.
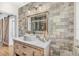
[0,14,8,19]
[0,3,18,15]
[76,3,79,40]
[9,16,16,46]
[0,2,29,15]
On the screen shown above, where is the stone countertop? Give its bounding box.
[14,37,51,49]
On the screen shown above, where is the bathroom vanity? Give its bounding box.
[14,36,51,56]
[15,4,51,56]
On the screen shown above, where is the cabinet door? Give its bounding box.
[22,45,34,56]
[14,42,23,55]
[34,49,44,56]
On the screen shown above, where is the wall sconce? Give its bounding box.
[38,7,42,11]
[28,10,31,14]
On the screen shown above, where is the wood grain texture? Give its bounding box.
[0,47,9,56]
[14,40,44,56]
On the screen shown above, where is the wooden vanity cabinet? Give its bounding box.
[14,40,44,56]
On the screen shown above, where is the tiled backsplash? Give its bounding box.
[18,2,74,56]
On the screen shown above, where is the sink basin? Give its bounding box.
[23,34,48,43]
[23,35,37,41]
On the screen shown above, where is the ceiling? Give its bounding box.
[0,2,29,19]
[0,2,29,8]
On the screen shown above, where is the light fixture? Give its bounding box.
[28,10,31,14]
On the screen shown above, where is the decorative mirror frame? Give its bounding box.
[27,11,48,35]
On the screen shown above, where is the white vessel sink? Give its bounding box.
[23,35,37,41]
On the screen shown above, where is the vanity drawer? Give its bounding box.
[22,46,44,56]
[33,49,44,56]
[22,45,34,56]
[22,43,44,56]
[22,49,34,56]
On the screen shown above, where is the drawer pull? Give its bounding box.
[23,46,27,48]
[22,53,27,56]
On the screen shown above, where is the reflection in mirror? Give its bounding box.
[31,13,47,34]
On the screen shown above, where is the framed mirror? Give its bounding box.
[27,12,48,34]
